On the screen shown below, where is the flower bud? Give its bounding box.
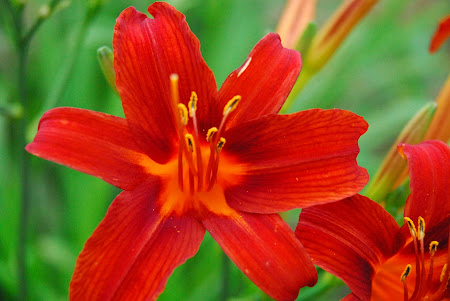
[276,0,316,49]
[365,102,436,202]
[97,46,118,94]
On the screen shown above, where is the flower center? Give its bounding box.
[158,74,242,216]
[400,216,450,301]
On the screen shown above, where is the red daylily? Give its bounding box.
[26,2,369,300]
[296,140,450,301]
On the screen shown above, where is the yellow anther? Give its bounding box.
[430,241,439,255]
[223,95,241,115]
[401,264,412,282]
[404,217,417,239]
[216,137,226,152]
[185,134,194,152]
[440,264,448,282]
[188,91,198,118]
[418,216,425,241]
[178,103,188,125]
[206,127,218,142]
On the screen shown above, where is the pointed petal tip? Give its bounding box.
[429,15,450,53]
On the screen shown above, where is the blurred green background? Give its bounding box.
[0,0,449,300]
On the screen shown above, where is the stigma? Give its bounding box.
[400,216,449,300]
[169,74,240,194]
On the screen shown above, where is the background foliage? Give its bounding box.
[0,0,449,300]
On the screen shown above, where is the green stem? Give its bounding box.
[17,39,30,301]
[2,0,64,299]
[27,6,100,141]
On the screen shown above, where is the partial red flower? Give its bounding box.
[296,140,450,301]
[26,3,369,300]
[429,15,450,53]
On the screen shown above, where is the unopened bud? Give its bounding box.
[97,46,118,94]
[365,102,436,202]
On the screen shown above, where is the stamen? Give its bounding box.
[223,95,241,115]
[207,137,226,191]
[417,217,426,298]
[185,134,194,152]
[430,241,439,255]
[183,134,197,176]
[205,96,241,189]
[418,217,425,241]
[178,144,183,191]
[401,264,412,301]
[404,217,421,300]
[188,91,198,117]
[216,95,242,141]
[435,264,449,299]
[187,91,203,191]
[217,137,226,151]
[405,217,417,239]
[426,241,439,289]
[205,127,218,187]
[440,264,448,283]
[206,127,218,142]
[178,103,188,125]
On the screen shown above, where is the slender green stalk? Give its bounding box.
[17,39,30,301]
[27,5,101,141]
[1,0,64,299]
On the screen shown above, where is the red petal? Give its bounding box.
[113,3,218,163]
[399,141,450,230]
[217,33,302,130]
[296,194,404,301]
[202,211,317,301]
[429,15,450,53]
[69,178,205,301]
[25,107,150,190]
[342,293,362,301]
[224,109,368,213]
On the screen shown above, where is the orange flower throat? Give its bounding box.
[153,74,243,217]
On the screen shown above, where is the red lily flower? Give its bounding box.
[296,140,450,301]
[26,2,368,300]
